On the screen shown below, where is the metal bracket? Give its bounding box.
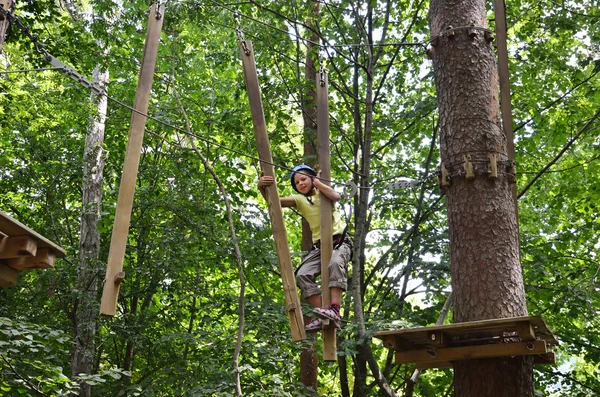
[47,55,105,96]
[485,30,495,42]
[386,180,419,190]
[445,26,455,38]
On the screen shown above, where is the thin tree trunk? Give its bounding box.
[428,0,533,396]
[0,0,13,52]
[299,0,320,389]
[71,65,108,397]
[351,3,396,395]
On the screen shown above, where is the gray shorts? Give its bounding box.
[296,241,351,300]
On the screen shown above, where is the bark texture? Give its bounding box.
[71,66,108,397]
[428,0,533,395]
[0,0,12,52]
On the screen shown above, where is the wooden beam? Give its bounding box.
[515,321,536,341]
[0,263,17,288]
[427,331,446,347]
[0,236,37,259]
[0,211,65,257]
[395,340,547,365]
[317,70,337,362]
[534,352,556,365]
[5,248,55,270]
[238,39,305,342]
[100,3,164,317]
[374,316,559,346]
[380,335,414,351]
[415,352,556,370]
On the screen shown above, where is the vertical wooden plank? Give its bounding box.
[238,40,306,341]
[100,4,164,317]
[492,0,518,211]
[317,70,337,362]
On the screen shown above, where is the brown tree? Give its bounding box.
[428,0,534,395]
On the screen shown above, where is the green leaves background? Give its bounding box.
[0,0,598,395]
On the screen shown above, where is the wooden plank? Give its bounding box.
[0,211,65,257]
[381,335,414,351]
[0,235,37,259]
[238,39,305,342]
[0,263,17,288]
[427,331,446,347]
[374,316,558,346]
[414,351,556,370]
[4,248,55,270]
[317,70,336,362]
[100,3,164,317]
[534,352,556,365]
[395,340,547,365]
[516,320,536,341]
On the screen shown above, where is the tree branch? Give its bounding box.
[518,108,600,199]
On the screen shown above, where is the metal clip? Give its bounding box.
[155,1,162,20]
[488,153,498,179]
[234,13,250,56]
[319,69,325,87]
[445,26,455,38]
[343,182,358,200]
[463,154,475,180]
[485,30,495,42]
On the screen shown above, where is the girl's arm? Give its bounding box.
[312,171,341,202]
[258,176,297,207]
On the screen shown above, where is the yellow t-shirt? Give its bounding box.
[293,191,346,243]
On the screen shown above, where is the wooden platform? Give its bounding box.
[0,211,66,287]
[374,316,558,369]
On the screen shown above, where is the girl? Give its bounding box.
[258,165,351,332]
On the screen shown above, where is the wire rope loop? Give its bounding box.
[342,182,358,200]
[426,350,438,358]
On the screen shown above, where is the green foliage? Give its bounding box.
[0,317,130,396]
[0,0,598,395]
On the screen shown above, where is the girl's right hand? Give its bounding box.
[257,175,274,189]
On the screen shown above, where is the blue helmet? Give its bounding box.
[290,165,317,193]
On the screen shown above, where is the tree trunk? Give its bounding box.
[299,1,320,390]
[71,65,108,397]
[428,0,533,396]
[0,0,13,52]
